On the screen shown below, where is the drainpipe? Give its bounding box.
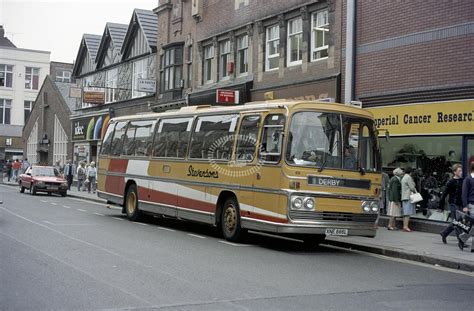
[344,0,356,104]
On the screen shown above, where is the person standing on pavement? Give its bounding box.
[387,168,404,230]
[63,159,75,190]
[6,160,12,182]
[21,158,30,174]
[458,162,474,250]
[76,162,86,191]
[12,159,21,182]
[86,161,97,193]
[401,167,417,232]
[439,164,463,244]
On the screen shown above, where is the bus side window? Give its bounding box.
[236,115,261,162]
[110,122,128,156]
[100,122,116,155]
[153,118,192,158]
[122,120,155,156]
[259,114,285,163]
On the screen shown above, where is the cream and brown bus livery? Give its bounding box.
[97,100,382,244]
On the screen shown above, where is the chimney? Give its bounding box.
[0,25,4,38]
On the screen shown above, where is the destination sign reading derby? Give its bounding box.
[367,100,474,136]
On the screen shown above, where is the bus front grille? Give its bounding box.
[289,210,377,223]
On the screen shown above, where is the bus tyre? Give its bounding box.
[302,235,326,249]
[221,197,246,242]
[125,184,141,221]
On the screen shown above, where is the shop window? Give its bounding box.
[219,40,231,80]
[122,120,155,156]
[101,122,116,155]
[105,68,118,103]
[265,25,280,71]
[0,98,12,124]
[236,34,248,75]
[24,101,33,124]
[25,67,40,90]
[203,45,214,83]
[161,46,183,92]
[287,17,303,66]
[311,9,329,61]
[154,117,193,158]
[189,114,239,160]
[110,121,128,156]
[260,114,285,163]
[236,115,260,162]
[0,64,13,87]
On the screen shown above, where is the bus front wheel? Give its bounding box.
[221,197,246,242]
[125,184,141,221]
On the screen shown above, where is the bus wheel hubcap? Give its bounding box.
[224,205,237,233]
[128,192,136,214]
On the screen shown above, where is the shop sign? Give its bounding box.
[83,87,105,105]
[137,79,156,93]
[72,115,107,141]
[216,89,239,104]
[69,87,82,99]
[368,100,474,136]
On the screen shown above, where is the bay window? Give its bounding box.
[161,46,183,92]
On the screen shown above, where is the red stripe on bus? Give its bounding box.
[108,159,128,173]
[241,211,288,224]
[105,175,126,195]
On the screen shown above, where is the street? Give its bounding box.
[1,184,473,311]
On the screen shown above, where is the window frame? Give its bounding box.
[287,17,303,66]
[105,67,118,103]
[203,45,214,84]
[132,58,148,98]
[0,98,12,125]
[265,25,280,71]
[235,114,261,163]
[24,100,33,124]
[56,70,71,83]
[236,34,249,76]
[25,67,40,90]
[258,113,286,164]
[219,39,231,80]
[0,64,13,88]
[160,46,183,92]
[311,9,329,62]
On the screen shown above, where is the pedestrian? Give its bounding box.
[76,161,86,191]
[6,160,12,182]
[401,167,417,232]
[86,161,97,193]
[54,160,62,176]
[458,162,474,250]
[12,159,21,182]
[21,158,30,174]
[387,167,404,230]
[63,159,75,190]
[439,164,463,244]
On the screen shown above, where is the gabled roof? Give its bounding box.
[72,33,102,77]
[121,8,157,59]
[95,22,128,69]
[0,36,16,48]
[54,80,77,113]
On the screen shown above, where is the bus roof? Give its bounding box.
[109,100,374,123]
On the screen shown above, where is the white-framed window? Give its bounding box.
[53,115,68,166]
[265,25,280,71]
[25,67,40,90]
[132,58,148,98]
[56,70,71,83]
[105,68,118,103]
[27,118,39,164]
[24,100,33,124]
[237,34,248,75]
[161,46,183,91]
[219,40,231,80]
[287,17,303,66]
[311,9,329,61]
[0,98,12,124]
[203,45,214,83]
[0,64,13,88]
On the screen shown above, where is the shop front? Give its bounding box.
[368,99,474,222]
[71,113,110,165]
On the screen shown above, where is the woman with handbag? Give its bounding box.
[387,168,404,230]
[401,167,418,232]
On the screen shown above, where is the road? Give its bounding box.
[1,184,473,310]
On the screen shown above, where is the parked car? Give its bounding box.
[19,166,68,196]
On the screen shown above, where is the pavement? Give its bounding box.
[2,178,474,273]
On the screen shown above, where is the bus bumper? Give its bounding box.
[241,217,376,238]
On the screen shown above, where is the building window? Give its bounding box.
[56,70,71,83]
[287,18,303,66]
[311,9,329,61]
[132,58,148,98]
[0,64,13,88]
[237,34,248,75]
[53,115,68,167]
[219,40,231,80]
[105,68,118,103]
[203,45,214,83]
[24,100,33,124]
[161,46,183,92]
[187,45,193,88]
[25,67,40,90]
[265,25,280,71]
[0,99,12,124]
[27,119,39,164]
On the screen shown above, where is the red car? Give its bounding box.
[19,166,68,197]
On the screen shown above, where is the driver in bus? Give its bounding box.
[344,145,356,169]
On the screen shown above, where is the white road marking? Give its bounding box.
[134,222,148,226]
[77,209,87,213]
[62,205,71,209]
[43,220,55,225]
[218,240,252,247]
[157,226,175,232]
[112,217,124,221]
[187,233,206,239]
[51,202,58,206]
[40,200,48,203]
[93,212,105,216]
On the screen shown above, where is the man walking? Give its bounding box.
[63,159,75,191]
[21,158,30,174]
[439,164,463,244]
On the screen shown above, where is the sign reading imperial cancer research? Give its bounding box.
[368,100,474,136]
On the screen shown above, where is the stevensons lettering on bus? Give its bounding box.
[97,100,382,245]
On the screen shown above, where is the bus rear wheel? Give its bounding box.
[221,197,246,242]
[125,184,141,221]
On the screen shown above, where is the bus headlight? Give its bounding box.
[361,201,379,213]
[291,197,303,210]
[303,198,315,210]
[370,201,379,213]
